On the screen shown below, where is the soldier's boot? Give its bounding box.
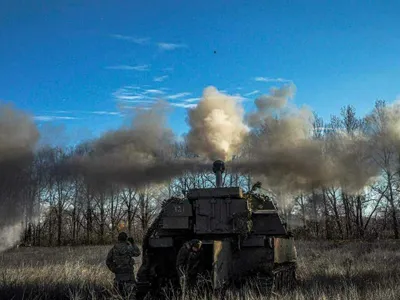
[124,281,137,300]
[115,280,136,300]
[179,275,187,298]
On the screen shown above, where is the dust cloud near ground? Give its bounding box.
[0,223,25,253]
[0,102,40,252]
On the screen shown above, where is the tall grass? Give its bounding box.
[1,240,399,299]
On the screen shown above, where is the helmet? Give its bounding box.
[118,232,128,241]
[190,239,202,250]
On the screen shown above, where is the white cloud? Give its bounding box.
[119,105,152,111]
[113,87,145,102]
[106,65,150,71]
[143,89,165,95]
[49,110,123,117]
[52,110,71,114]
[254,77,291,83]
[91,111,121,116]
[232,94,248,102]
[121,99,155,104]
[112,86,163,105]
[34,116,77,121]
[171,103,197,109]
[158,43,187,50]
[167,92,191,99]
[112,86,198,111]
[153,75,169,82]
[183,97,200,103]
[244,90,260,96]
[115,95,143,101]
[110,34,150,45]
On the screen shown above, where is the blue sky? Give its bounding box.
[1,1,399,142]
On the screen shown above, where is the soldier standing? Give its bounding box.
[176,239,203,292]
[106,232,141,299]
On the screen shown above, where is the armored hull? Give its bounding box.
[136,161,297,299]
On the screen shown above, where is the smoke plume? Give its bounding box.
[185,86,249,161]
[230,83,389,198]
[181,83,390,200]
[0,222,25,252]
[246,83,297,128]
[233,83,325,196]
[64,101,209,187]
[0,102,40,251]
[365,99,400,148]
[0,102,40,162]
[4,85,400,251]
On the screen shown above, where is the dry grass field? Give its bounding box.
[0,240,399,300]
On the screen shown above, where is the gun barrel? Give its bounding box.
[212,160,225,187]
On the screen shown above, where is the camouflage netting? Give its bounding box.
[161,196,185,208]
[232,211,252,240]
[243,181,276,211]
[244,191,273,210]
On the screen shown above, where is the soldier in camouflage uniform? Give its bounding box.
[176,239,203,292]
[106,232,141,299]
[127,236,135,245]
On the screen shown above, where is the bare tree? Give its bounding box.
[366,100,399,238]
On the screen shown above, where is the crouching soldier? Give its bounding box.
[106,232,141,299]
[176,239,203,293]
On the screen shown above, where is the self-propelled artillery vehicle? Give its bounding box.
[136,160,297,299]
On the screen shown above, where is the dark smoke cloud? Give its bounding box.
[179,84,395,207]
[0,102,40,251]
[3,85,400,249]
[0,102,39,163]
[229,84,397,207]
[63,101,210,188]
[66,156,209,188]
